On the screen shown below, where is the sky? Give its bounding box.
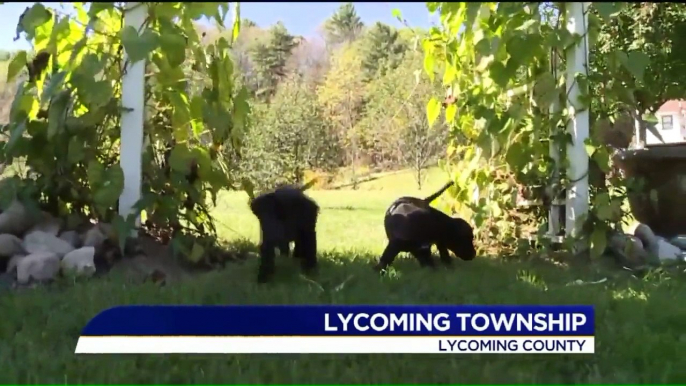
[0,2,438,51]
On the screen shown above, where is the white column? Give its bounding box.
[548,49,561,240]
[118,2,147,232]
[564,2,590,246]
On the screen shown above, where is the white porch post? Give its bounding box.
[548,48,562,240]
[564,2,590,248]
[119,2,147,233]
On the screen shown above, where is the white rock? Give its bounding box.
[61,247,96,277]
[16,252,60,284]
[632,223,682,262]
[6,254,26,273]
[0,200,34,235]
[59,230,82,248]
[23,230,76,258]
[82,226,107,249]
[27,213,63,237]
[0,234,24,257]
[655,237,682,261]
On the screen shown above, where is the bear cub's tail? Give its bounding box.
[423,180,455,204]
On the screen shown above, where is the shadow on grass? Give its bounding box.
[1,243,686,383]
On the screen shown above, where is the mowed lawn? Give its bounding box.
[1,168,686,383]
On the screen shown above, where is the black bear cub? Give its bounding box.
[375,181,476,272]
[249,181,319,283]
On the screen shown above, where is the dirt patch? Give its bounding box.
[108,236,195,285]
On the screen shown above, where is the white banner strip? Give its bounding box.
[75,336,594,354]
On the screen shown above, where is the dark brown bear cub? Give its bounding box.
[375,181,476,272]
[250,183,319,283]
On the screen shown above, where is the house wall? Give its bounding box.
[646,106,686,145]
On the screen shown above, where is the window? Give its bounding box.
[662,115,674,131]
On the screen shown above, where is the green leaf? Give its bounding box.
[169,144,193,174]
[168,91,191,141]
[427,2,440,13]
[159,31,186,68]
[423,51,435,82]
[533,72,557,111]
[121,26,160,64]
[590,227,607,260]
[475,38,491,58]
[191,147,213,180]
[6,122,26,152]
[392,8,403,22]
[505,142,529,169]
[516,19,537,31]
[625,51,650,83]
[592,147,611,174]
[88,80,114,109]
[78,54,106,77]
[18,4,52,40]
[232,86,250,133]
[188,242,205,263]
[443,64,457,85]
[584,142,596,157]
[7,51,27,83]
[426,97,441,127]
[506,34,540,68]
[156,3,182,20]
[88,2,115,17]
[40,70,68,104]
[47,90,71,138]
[488,61,509,88]
[594,3,622,22]
[9,82,30,119]
[92,165,125,208]
[87,160,106,188]
[190,95,205,136]
[642,113,658,124]
[187,2,221,20]
[445,103,457,124]
[67,137,85,164]
[231,3,241,43]
[465,3,481,29]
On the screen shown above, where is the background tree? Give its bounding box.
[359,22,408,82]
[591,2,686,147]
[317,43,365,186]
[241,75,337,189]
[324,3,364,48]
[250,22,300,101]
[358,50,446,187]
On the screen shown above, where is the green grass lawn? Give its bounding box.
[1,168,686,383]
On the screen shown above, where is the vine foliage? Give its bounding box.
[422,2,652,258]
[2,2,248,264]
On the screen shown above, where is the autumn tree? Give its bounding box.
[241,75,336,188]
[286,35,330,87]
[318,43,365,185]
[358,50,446,187]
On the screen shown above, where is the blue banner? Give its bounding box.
[81,305,594,336]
